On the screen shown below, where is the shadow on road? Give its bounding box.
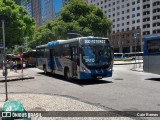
[145,78,160,82]
[37,72,113,86]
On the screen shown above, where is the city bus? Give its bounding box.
[23,50,36,67]
[143,36,160,75]
[36,36,113,80]
[125,52,143,60]
[113,53,125,60]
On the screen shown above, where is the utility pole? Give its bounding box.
[0,15,10,101]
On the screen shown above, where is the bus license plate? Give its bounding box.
[97,76,102,79]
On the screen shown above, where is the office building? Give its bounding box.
[32,0,42,28]
[21,0,33,17]
[88,0,160,53]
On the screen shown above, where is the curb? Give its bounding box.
[114,62,143,65]
[130,68,143,72]
[0,76,34,82]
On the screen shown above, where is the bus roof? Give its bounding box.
[143,36,160,41]
[36,36,109,48]
[36,44,47,49]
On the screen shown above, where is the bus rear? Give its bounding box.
[143,36,160,75]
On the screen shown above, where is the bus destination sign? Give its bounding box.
[82,39,107,44]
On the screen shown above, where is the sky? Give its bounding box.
[53,0,63,13]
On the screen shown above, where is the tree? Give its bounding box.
[60,0,112,37]
[13,0,31,5]
[0,0,36,48]
[33,0,112,48]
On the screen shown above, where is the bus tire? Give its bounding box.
[64,68,70,80]
[43,65,47,75]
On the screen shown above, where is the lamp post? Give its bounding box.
[134,36,137,68]
[0,15,10,101]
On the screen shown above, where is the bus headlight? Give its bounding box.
[81,67,90,73]
[107,64,113,71]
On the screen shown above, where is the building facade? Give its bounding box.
[88,0,160,53]
[42,0,54,25]
[21,0,33,17]
[32,0,42,28]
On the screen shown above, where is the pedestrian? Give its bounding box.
[13,60,17,73]
[9,60,13,71]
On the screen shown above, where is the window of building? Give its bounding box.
[137,0,140,3]
[122,23,124,26]
[137,13,140,16]
[127,15,130,19]
[122,5,124,8]
[127,3,129,7]
[127,22,129,25]
[127,9,130,13]
[132,14,135,18]
[132,8,135,11]
[122,17,124,20]
[132,27,135,30]
[137,6,140,10]
[132,1,135,5]
[122,11,124,14]
[137,19,140,23]
[117,18,120,21]
[117,12,120,15]
[132,20,135,24]
[137,26,140,29]
[113,2,115,5]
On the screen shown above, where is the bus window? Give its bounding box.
[147,39,160,53]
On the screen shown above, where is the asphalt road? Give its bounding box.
[0,65,160,114]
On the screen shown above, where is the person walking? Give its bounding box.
[9,60,13,71]
[13,60,17,72]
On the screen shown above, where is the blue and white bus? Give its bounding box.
[143,36,160,75]
[36,36,113,80]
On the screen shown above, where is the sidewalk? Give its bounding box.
[0,94,135,120]
[0,69,34,82]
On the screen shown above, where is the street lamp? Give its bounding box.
[134,33,140,68]
[0,15,10,101]
[67,32,83,39]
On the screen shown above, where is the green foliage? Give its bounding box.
[33,0,112,48]
[0,0,36,48]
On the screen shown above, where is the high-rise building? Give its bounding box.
[21,0,32,17]
[88,0,160,53]
[42,0,54,25]
[32,0,42,28]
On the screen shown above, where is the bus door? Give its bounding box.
[71,46,78,77]
[50,49,55,71]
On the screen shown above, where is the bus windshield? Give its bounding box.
[81,44,112,68]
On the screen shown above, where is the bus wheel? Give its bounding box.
[64,68,70,80]
[43,65,47,75]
